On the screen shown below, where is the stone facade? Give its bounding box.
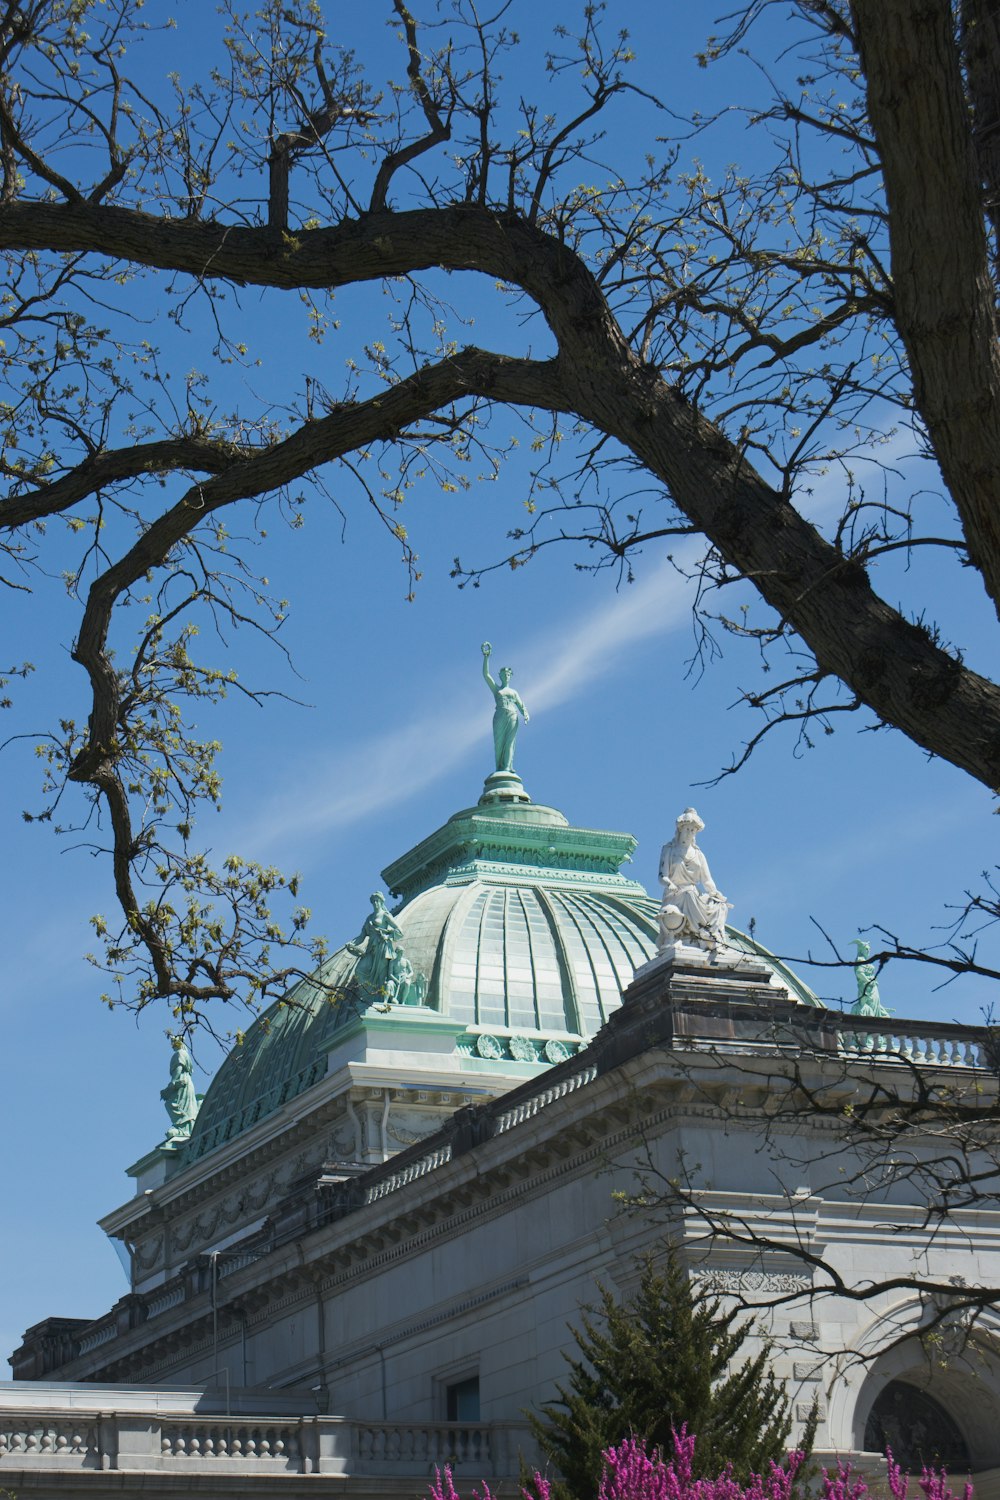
[6,782,1000,1498]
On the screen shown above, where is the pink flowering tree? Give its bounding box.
[429,1428,975,1500]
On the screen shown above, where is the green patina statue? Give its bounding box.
[347,892,427,1006]
[160,1039,200,1143]
[851,938,891,1018]
[482,642,529,773]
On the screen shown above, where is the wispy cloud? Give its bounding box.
[230,429,943,867]
[235,546,701,862]
[520,547,698,708]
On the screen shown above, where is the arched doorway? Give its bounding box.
[863,1379,971,1471]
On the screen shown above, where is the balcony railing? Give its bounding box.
[0,1409,535,1478]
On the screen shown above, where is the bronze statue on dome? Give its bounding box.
[348,891,427,1006]
[482,642,529,773]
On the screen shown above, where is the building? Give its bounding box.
[4,762,1000,1497]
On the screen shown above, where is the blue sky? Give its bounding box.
[2,0,998,1372]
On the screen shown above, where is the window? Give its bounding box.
[446,1374,481,1423]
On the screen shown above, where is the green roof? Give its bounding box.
[184,774,818,1165]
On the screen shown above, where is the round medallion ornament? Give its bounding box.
[509,1035,534,1062]
[476,1033,503,1059]
[544,1039,571,1064]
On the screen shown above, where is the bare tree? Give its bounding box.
[1,0,999,1018]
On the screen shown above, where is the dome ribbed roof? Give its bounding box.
[185,776,817,1164]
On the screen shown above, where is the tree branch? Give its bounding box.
[2,198,999,789]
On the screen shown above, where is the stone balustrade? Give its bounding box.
[76,1321,118,1355]
[352,1419,508,1473]
[493,1062,599,1136]
[366,1141,455,1203]
[0,1407,534,1478]
[836,1017,990,1068]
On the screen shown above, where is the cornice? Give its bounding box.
[382,802,641,902]
[25,970,1000,1385]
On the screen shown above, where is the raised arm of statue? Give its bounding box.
[482,641,499,697]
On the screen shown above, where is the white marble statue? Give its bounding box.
[658,807,732,953]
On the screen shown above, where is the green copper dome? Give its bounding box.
[184,775,817,1164]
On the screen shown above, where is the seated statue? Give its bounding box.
[658,808,732,953]
[388,947,428,1007]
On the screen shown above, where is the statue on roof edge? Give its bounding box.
[851,938,891,1018]
[482,642,529,773]
[657,807,732,954]
[161,1039,200,1143]
[347,891,427,1006]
